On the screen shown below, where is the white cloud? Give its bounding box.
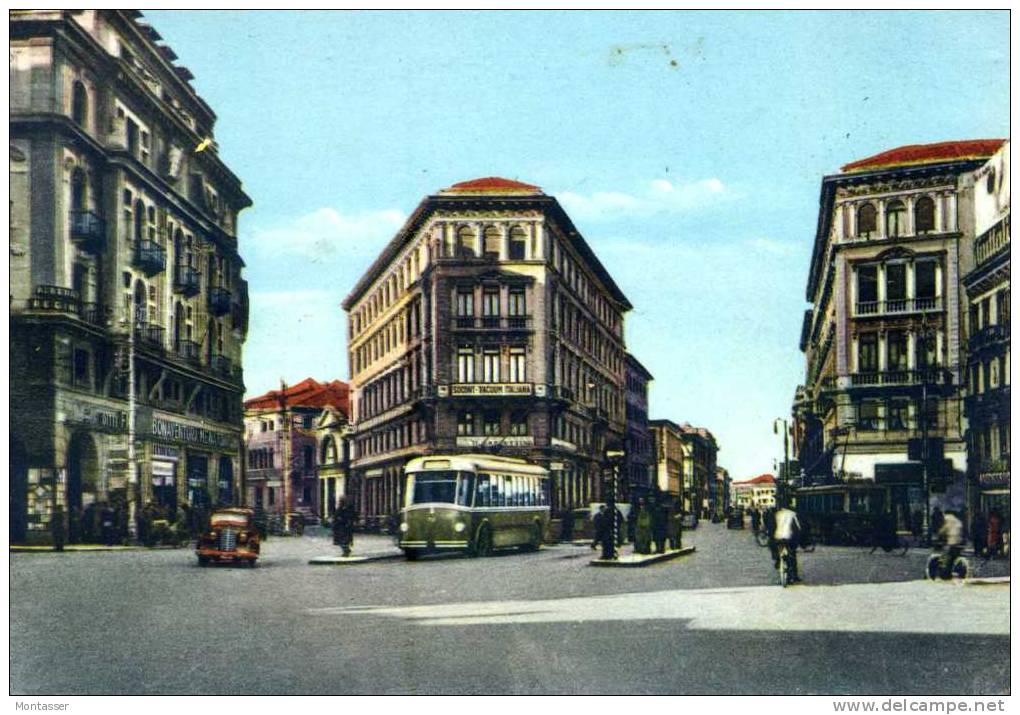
[249,207,406,262]
[556,177,728,222]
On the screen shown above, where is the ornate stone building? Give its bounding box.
[649,419,684,503]
[623,353,654,503]
[10,10,251,543]
[962,141,1010,519]
[243,378,350,523]
[793,139,1006,528]
[341,177,632,528]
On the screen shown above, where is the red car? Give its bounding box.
[196,508,260,567]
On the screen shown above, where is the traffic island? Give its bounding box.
[309,552,403,565]
[590,546,695,567]
[10,544,140,553]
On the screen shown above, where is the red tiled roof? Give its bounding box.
[841,139,1006,174]
[244,378,349,415]
[442,176,543,194]
[734,474,776,486]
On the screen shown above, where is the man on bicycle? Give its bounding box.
[935,509,964,571]
[770,502,802,583]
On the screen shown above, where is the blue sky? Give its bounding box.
[147,10,1008,478]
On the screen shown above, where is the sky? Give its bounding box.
[146,10,1008,478]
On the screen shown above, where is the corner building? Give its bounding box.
[10,11,251,543]
[342,178,631,527]
[793,139,1006,526]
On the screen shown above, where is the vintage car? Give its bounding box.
[196,508,260,566]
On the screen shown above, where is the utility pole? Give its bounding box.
[774,418,790,505]
[123,315,139,541]
[279,380,291,535]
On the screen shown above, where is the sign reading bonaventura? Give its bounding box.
[142,411,237,450]
[450,383,533,397]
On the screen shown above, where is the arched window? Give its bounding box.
[857,203,877,237]
[483,226,501,260]
[133,199,145,242]
[71,81,88,127]
[456,226,476,258]
[509,226,527,260]
[885,200,907,237]
[321,436,337,465]
[914,196,935,233]
[70,168,87,212]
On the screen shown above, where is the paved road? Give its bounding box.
[10,524,1009,695]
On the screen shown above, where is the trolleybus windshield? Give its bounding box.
[409,471,467,505]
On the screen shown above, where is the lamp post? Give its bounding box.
[773,418,790,506]
[918,318,937,542]
[604,445,625,559]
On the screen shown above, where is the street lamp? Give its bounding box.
[773,418,790,506]
[604,444,626,559]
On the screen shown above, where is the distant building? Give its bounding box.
[731,474,776,511]
[793,139,1007,529]
[715,466,731,516]
[10,10,251,544]
[961,141,1010,519]
[243,379,350,522]
[624,354,654,503]
[316,404,351,522]
[678,423,719,520]
[341,177,632,527]
[649,419,684,503]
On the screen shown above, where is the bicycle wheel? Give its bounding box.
[951,557,970,581]
[778,549,790,587]
[925,554,940,580]
[755,530,770,547]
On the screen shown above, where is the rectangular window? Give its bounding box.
[510,413,529,436]
[73,348,90,387]
[858,334,878,373]
[857,265,878,304]
[887,399,910,430]
[456,290,474,317]
[508,348,526,383]
[886,263,907,302]
[508,289,526,316]
[483,412,500,436]
[915,261,937,300]
[858,401,880,431]
[886,330,908,371]
[457,411,475,436]
[457,348,475,383]
[483,350,500,383]
[482,289,500,328]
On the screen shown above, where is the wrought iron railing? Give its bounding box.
[132,240,166,275]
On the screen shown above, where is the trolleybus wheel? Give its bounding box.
[522,522,543,552]
[404,549,420,561]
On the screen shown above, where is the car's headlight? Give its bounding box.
[399,522,409,532]
[454,522,466,533]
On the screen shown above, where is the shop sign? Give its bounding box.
[450,383,533,397]
[146,414,236,450]
[978,471,1010,487]
[456,436,534,447]
[60,397,126,433]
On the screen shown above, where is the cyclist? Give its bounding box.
[770,502,802,583]
[934,509,965,574]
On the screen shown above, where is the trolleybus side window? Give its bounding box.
[457,473,475,507]
[476,473,491,507]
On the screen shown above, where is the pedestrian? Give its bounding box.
[668,502,682,551]
[561,508,574,543]
[930,506,945,543]
[593,505,615,560]
[987,509,1004,557]
[971,511,987,557]
[750,508,761,535]
[626,504,637,544]
[333,497,356,557]
[651,499,667,554]
[635,500,652,554]
[50,505,65,552]
[590,505,605,551]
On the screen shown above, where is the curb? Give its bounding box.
[965,576,1010,586]
[10,545,141,553]
[590,546,696,567]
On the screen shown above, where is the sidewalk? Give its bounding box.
[11,544,140,552]
[590,544,696,567]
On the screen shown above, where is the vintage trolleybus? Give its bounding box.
[398,454,550,559]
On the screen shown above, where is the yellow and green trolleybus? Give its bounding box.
[398,454,550,559]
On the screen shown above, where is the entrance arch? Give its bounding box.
[10,435,29,543]
[66,432,100,543]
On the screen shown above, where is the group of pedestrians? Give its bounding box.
[50,499,129,549]
[590,496,682,560]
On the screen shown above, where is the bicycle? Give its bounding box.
[777,542,798,587]
[754,527,770,548]
[925,547,969,581]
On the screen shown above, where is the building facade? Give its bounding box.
[10,10,251,543]
[243,378,350,522]
[714,466,731,517]
[341,177,632,527]
[623,353,654,503]
[793,139,1006,530]
[731,474,777,511]
[678,423,719,519]
[649,419,684,503]
[316,404,351,521]
[961,141,1010,520]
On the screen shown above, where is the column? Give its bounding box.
[878,331,887,372]
[533,221,545,260]
[849,203,857,238]
[499,224,508,261]
[905,196,915,236]
[835,205,844,242]
[906,261,915,302]
[934,195,944,232]
[948,194,958,232]
[876,264,886,304]
[835,258,849,375]
[907,333,916,369]
[876,199,886,239]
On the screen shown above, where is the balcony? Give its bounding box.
[132,240,166,276]
[173,266,201,297]
[26,285,80,315]
[854,297,942,317]
[450,315,533,331]
[970,323,1010,351]
[69,210,106,253]
[850,368,952,388]
[135,322,165,350]
[80,302,110,328]
[208,287,232,316]
[174,339,201,364]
